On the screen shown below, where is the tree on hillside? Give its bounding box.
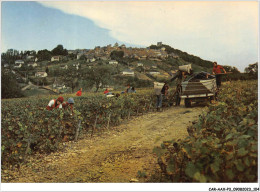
[245,63,258,74]
[60,65,80,93]
[223,66,240,73]
[68,53,77,60]
[1,49,22,65]
[37,49,52,61]
[1,69,24,99]
[83,65,113,92]
[110,50,124,60]
[51,45,68,56]
[244,62,258,79]
[149,45,159,50]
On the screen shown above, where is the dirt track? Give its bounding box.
[5,104,208,183]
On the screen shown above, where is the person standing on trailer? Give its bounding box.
[212,62,226,88]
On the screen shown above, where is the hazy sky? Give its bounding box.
[1,1,258,72]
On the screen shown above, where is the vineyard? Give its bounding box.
[153,80,258,182]
[1,80,258,183]
[1,89,173,169]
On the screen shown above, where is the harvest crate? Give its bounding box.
[181,76,217,107]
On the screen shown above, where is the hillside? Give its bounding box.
[2,44,214,97]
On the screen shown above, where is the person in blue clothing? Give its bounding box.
[62,97,75,115]
[129,87,136,93]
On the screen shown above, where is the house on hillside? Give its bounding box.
[14,63,22,68]
[148,71,160,75]
[15,60,24,65]
[26,55,35,60]
[137,63,144,67]
[28,62,37,68]
[89,57,96,63]
[122,69,134,76]
[53,80,66,90]
[98,55,109,61]
[168,53,179,58]
[77,53,84,60]
[140,55,147,60]
[108,60,118,65]
[4,64,9,68]
[67,50,74,54]
[51,56,60,62]
[35,72,48,77]
[60,65,68,70]
[152,65,157,69]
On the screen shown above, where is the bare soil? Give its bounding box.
[4,104,208,183]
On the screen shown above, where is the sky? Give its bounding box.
[1,1,259,72]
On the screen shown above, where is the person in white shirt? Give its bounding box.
[46,96,64,110]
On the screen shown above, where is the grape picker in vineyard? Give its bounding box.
[46,96,64,110]
[103,88,109,94]
[76,88,82,96]
[161,82,169,99]
[62,97,75,115]
[154,82,169,112]
[212,61,226,88]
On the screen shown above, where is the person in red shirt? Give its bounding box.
[212,62,226,88]
[76,88,82,96]
[46,96,64,110]
[104,88,109,94]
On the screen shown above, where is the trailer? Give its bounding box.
[180,72,217,107]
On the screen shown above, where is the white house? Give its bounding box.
[27,62,37,67]
[14,63,22,68]
[51,56,60,62]
[89,58,96,62]
[137,63,144,67]
[15,60,24,65]
[161,47,166,51]
[149,71,160,75]
[77,53,84,60]
[35,72,48,77]
[53,82,66,90]
[151,65,157,69]
[108,60,118,65]
[122,69,135,76]
[60,65,68,70]
[26,55,35,60]
[4,64,9,68]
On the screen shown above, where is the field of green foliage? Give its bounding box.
[153,80,258,182]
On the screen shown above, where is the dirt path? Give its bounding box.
[6,104,208,183]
